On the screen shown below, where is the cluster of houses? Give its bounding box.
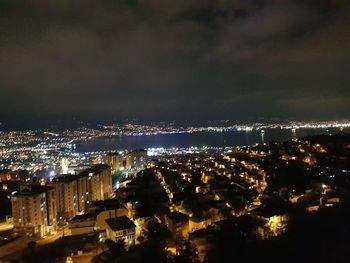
[6,136,348,260]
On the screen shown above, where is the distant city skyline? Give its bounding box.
[1,117,350,131]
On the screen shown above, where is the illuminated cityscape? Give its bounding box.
[1,126,350,262]
[1,1,350,263]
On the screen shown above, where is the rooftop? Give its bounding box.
[70,214,96,222]
[105,216,136,231]
[89,198,121,211]
[78,164,110,177]
[52,174,78,183]
[52,164,110,183]
[166,211,189,223]
[13,184,54,196]
[13,188,45,197]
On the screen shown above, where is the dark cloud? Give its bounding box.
[0,0,349,128]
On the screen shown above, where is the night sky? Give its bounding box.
[0,0,349,128]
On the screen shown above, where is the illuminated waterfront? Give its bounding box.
[75,127,349,152]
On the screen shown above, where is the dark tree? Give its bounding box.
[104,239,126,258]
[171,241,199,263]
[138,240,168,263]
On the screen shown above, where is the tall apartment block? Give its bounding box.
[11,185,57,237]
[124,150,148,170]
[51,164,113,219]
[11,164,113,237]
[103,153,124,173]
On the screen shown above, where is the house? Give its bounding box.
[165,211,189,240]
[251,205,289,239]
[69,214,96,236]
[86,199,128,231]
[105,216,136,247]
[96,208,128,230]
[189,216,211,233]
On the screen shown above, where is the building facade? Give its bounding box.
[103,153,124,173]
[82,164,113,201]
[124,150,148,170]
[11,186,56,237]
[105,216,136,247]
[50,164,113,220]
[51,176,79,219]
[11,165,113,237]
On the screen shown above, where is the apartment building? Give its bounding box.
[11,185,56,237]
[11,165,113,237]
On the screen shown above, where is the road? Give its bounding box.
[72,252,95,263]
[36,226,70,246]
[0,236,37,262]
[0,226,70,262]
[0,222,13,233]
